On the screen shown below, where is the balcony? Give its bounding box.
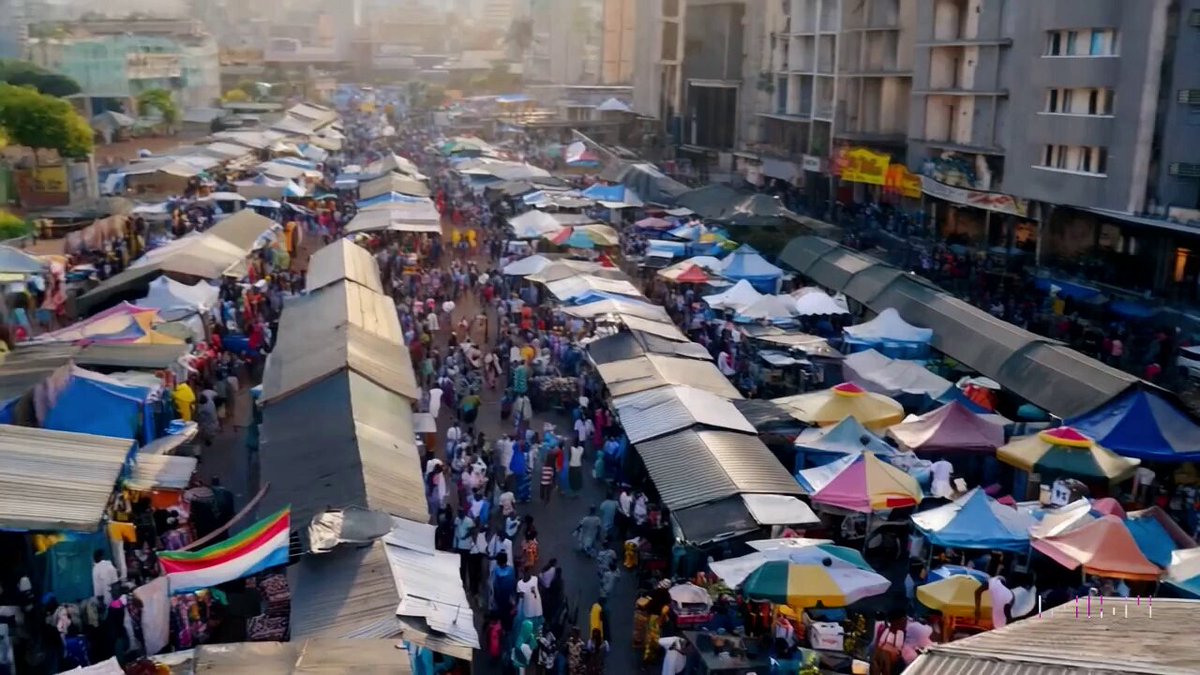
[840,69,913,78]
[912,87,1008,97]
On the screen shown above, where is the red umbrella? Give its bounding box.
[674,264,710,284]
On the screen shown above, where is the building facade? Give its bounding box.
[601,0,637,84]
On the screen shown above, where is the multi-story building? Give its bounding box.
[601,0,637,84]
[527,0,603,85]
[26,20,220,116]
[1157,2,1200,214]
[631,0,684,125]
[0,0,28,59]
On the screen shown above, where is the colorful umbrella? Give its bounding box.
[740,560,891,609]
[635,216,675,231]
[998,427,1141,482]
[925,564,990,584]
[1032,515,1163,581]
[748,539,873,571]
[797,452,923,513]
[774,382,905,430]
[564,231,596,249]
[916,576,989,618]
[672,264,710,284]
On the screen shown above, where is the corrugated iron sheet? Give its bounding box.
[191,639,414,673]
[75,343,189,370]
[614,386,755,443]
[306,239,384,295]
[289,540,403,640]
[0,424,132,532]
[671,497,758,545]
[279,280,403,346]
[204,209,276,253]
[125,453,197,491]
[587,331,712,365]
[635,429,801,511]
[262,323,419,405]
[905,597,1200,675]
[596,354,742,399]
[260,371,427,528]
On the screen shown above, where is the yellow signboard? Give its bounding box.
[32,166,68,194]
[836,147,890,186]
[885,164,922,199]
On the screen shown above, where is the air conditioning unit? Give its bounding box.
[1177,89,1200,104]
[1169,162,1200,179]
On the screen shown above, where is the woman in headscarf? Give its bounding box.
[510,619,536,675]
[510,439,531,503]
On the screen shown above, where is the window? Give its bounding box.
[1047,29,1117,56]
[1040,145,1108,175]
[1044,87,1114,115]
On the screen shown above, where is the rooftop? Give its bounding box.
[905,597,1200,675]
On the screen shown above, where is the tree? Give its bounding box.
[137,88,179,130]
[0,59,81,97]
[0,211,32,240]
[221,88,251,103]
[0,83,93,159]
[505,17,534,58]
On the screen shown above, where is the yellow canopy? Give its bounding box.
[773,382,904,431]
[916,576,989,619]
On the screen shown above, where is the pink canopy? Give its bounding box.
[1032,515,1162,581]
[886,401,1005,453]
[804,453,923,513]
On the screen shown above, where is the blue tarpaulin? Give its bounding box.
[43,371,151,440]
[721,245,783,293]
[1066,387,1200,462]
[1109,300,1160,319]
[1124,515,1178,568]
[911,488,1034,552]
[1034,277,1103,302]
[793,417,894,471]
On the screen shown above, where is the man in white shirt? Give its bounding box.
[718,350,735,376]
[428,386,443,419]
[516,569,544,619]
[92,551,120,604]
[446,423,463,456]
[425,311,439,333]
[930,459,954,499]
[573,417,590,446]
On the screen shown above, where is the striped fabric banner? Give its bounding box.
[159,507,290,594]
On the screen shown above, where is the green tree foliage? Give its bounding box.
[137,88,179,126]
[0,83,93,158]
[0,59,82,97]
[0,211,32,240]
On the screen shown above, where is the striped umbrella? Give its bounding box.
[998,427,1140,482]
[740,560,891,609]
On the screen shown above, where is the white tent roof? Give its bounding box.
[736,294,798,321]
[703,279,763,312]
[843,349,953,398]
[509,210,565,240]
[613,385,756,443]
[502,254,552,276]
[545,275,642,301]
[596,97,633,113]
[138,276,220,322]
[794,289,850,316]
[562,299,673,324]
[741,494,821,526]
[844,308,933,343]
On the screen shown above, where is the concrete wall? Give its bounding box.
[1004,0,1170,213]
[1156,0,1200,210]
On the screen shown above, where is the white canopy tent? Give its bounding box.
[793,289,850,316]
[502,255,552,276]
[137,276,220,322]
[844,308,934,343]
[703,279,763,312]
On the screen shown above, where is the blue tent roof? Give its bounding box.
[1066,388,1200,462]
[564,231,596,249]
[358,191,426,208]
[721,244,783,281]
[581,184,627,202]
[43,370,151,440]
[1124,515,1177,568]
[911,488,1035,552]
[793,417,894,471]
[568,291,661,310]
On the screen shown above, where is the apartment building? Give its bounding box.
[1158,1,1200,213]
[527,0,603,85]
[601,0,637,84]
[631,0,684,126]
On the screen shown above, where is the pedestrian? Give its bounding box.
[468,523,488,599]
[516,568,544,632]
[489,552,517,629]
[598,493,618,543]
[510,619,536,675]
[568,441,584,496]
[585,628,609,675]
[574,507,602,557]
[598,560,620,602]
[566,627,586,675]
[539,447,556,505]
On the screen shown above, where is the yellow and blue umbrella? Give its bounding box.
[740,560,891,609]
[998,427,1140,482]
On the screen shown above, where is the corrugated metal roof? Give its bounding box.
[613,314,689,341]
[190,639,414,673]
[905,597,1200,675]
[306,239,384,295]
[0,424,132,532]
[731,399,803,430]
[262,323,419,405]
[384,542,479,651]
[635,429,801,511]
[586,330,713,365]
[596,354,742,398]
[0,343,76,403]
[671,497,758,545]
[260,371,427,528]
[614,385,755,443]
[125,453,197,491]
[289,540,403,640]
[279,281,403,346]
[75,343,189,370]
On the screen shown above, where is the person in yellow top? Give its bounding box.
[520,343,535,365]
[284,220,298,257]
[173,382,196,422]
[467,228,478,250]
[450,229,463,247]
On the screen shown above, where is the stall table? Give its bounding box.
[683,631,772,675]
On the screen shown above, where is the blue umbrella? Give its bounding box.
[926,564,989,583]
[564,231,596,249]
